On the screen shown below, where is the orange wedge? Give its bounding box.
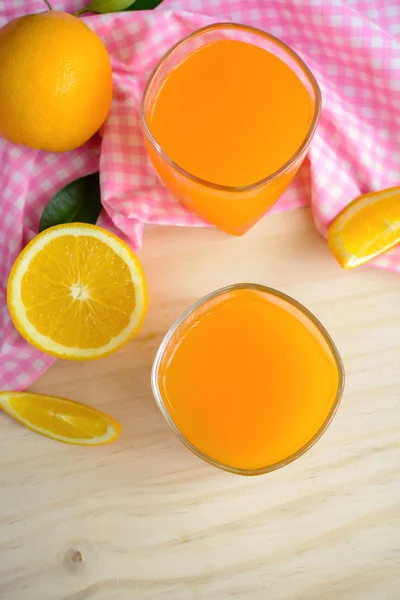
[0,392,121,445]
[327,187,400,269]
[7,223,147,360]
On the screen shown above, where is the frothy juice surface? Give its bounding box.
[148,39,314,187]
[158,289,340,471]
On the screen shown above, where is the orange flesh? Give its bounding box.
[158,290,340,471]
[328,191,400,268]
[148,39,314,187]
[21,235,135,348]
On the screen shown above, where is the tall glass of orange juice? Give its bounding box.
[152,284,344,475]
[141,24,321,235]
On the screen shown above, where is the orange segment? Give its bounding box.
[0,392,121,445]
[7,223,148,360]
[327,187,400,269]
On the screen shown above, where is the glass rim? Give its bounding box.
[151,283,345,476]
[141,22,322,194]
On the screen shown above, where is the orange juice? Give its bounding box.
[156,286,342,472]
[143,25,320,234]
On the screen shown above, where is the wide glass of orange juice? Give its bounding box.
[152,284,344,475]
[141,24,321,235]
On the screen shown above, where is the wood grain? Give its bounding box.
[0,208,399,600]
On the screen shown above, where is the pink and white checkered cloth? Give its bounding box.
[1,0,399,390]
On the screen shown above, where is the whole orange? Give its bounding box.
[0,11,112,152]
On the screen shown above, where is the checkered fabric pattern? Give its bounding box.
[0,0,399,390]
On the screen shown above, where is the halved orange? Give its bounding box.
[0,391,121,445]
[328,187,400,268]
[7,223,147,360]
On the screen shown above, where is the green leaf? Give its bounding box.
[125,0,164,9]
[85,0,136,12]
[39,172,102,233]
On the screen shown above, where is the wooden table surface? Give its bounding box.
[0,208,399,600]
